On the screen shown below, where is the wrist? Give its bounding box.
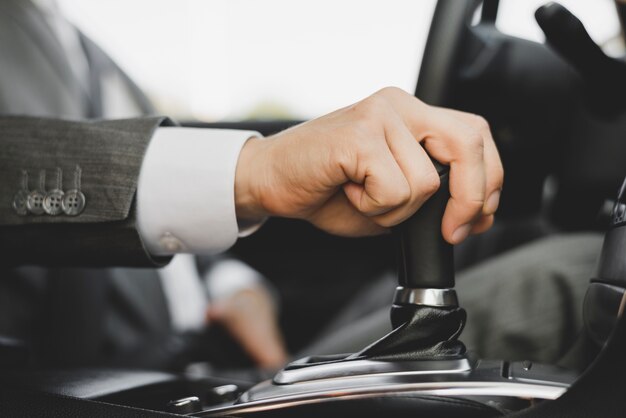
[235,136,271,224]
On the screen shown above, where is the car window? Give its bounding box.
[57,0,437,121]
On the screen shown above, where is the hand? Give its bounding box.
[235,87,504,244]
[206,287,288,369]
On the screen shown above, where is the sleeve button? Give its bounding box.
[62,190,86,216]
[43,189,65,215]
[12,190,29,216]
[27,190,46,215]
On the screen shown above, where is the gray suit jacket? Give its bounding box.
[0,0,192,369]
[0,116,172,267]
[0,0,171,267]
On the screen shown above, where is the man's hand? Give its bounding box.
[235,87,503,244]
[207,287,288,369]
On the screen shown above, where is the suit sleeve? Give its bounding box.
[0,115,174,267]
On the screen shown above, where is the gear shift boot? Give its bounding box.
[353,304,467,361]
[268,303,468,385]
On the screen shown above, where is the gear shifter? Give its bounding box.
[206,155,578,417]
[350,159,467,361]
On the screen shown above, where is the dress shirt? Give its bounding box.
[137,127,260,256]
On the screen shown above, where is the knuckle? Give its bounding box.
[376,87,428,110]
[374,184,410,210]
[376,86,405,98]
[464,130,485,154]
[493,164,505,188]
[472,114,490,133]
[466,199,485,214]
[377,192,406,209]
[357,94,388,116]
[396,185,412,206]
[485,158,505,192]
[422,170,441,196]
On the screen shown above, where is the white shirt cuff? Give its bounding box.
[137,127,262,256]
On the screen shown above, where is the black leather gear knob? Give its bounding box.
[395,158,454,289]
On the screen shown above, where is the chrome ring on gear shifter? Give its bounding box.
[393,286,458,307]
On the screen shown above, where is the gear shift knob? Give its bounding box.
[389,157,460,329]
[395,159,455,289]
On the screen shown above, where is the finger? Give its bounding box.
[373,88,488,243]
[373,87,432,137]
[437,109,504,216]
[309,192,389,237]
[470,214,495,235]
[343,141,412,218]
[371,116,440,227]
[419,108,487,244]
[482,139,503,216]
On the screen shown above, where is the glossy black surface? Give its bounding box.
[395,162,455,289]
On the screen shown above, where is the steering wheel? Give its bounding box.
[414,0,481,106]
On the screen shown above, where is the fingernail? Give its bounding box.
[452,224,471,243]
[484,190,501,214]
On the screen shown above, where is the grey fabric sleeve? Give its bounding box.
[0,115,174,267]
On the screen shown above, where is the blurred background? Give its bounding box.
[57,0,621,122]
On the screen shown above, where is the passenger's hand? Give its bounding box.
[206,287,288,369]
[235,87,503,244]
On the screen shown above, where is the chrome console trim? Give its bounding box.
[274,357,473,385]
[197,360,576,417]
[200,382,567,417]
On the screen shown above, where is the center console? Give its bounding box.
[191,159,577,417]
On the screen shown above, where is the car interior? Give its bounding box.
[3,0,626,416]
